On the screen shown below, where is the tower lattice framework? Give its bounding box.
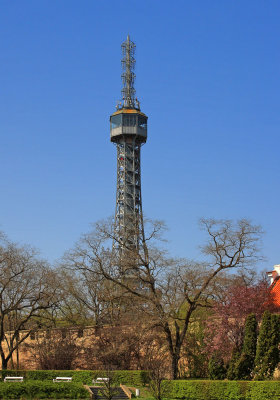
[110,35,148,259]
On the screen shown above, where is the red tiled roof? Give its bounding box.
[271,276,280,306]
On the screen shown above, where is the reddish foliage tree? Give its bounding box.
[205,279,279,361]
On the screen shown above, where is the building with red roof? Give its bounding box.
[267,265,280,307]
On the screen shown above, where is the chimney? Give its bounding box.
[267,265,280,285]
[274,265,280,276]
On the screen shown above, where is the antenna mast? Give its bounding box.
[121,35,138,109]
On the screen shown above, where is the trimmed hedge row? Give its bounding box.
[162,380,280,400]
[0,370,149,386]
[113,370,150,386]
[0,381,90,399]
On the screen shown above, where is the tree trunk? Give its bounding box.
[164,322,182,380]
[1,357,8,370]
[171,352,179,380]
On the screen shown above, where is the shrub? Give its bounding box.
[162,380,209,400]
[1,369,88,382]
[31,334,79,370]
[235,314,258,380]
[162,380,280,400]
[246,381,280,400]
[254,311,280,379]
[0,381,90,399]
[227,348,241,380]
[0,369,149,386]
[107,370,150,386]
[208,355,226,380]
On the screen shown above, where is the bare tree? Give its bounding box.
[64,218,263,379]
[28,329,79,370]
[96,368,120,400]
[83,319,150,370]
[52,269,102,327]
[59,258,134,327]
[144,351,169,400]
[0,233,60,369]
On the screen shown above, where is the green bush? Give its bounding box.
[208,355,227,380]
[254,312,280,380]
[110,370,150,386]
[246,381,280,400]
[162,380,280,400]
[227,348,241,380]
[162,380,209,400]
[1,369,90,383]
[0,380,90,399]
[235,314,257,380]
[0,369,149,386]
[1,375,280,399]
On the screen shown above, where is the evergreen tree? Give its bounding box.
[265,314,280,377]
[235,314,257,380]
[254,311,280,379]
[227,347,240,380]
[208,354,226,380]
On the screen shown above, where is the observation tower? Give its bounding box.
[110,36,148,257]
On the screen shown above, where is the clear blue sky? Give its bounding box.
[0,0,279,270]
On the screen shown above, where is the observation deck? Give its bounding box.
[110,108,148,143]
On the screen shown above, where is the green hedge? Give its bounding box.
[0,376,279,399]
[162,380,280,400]
[0,381,90,399]
[246,381,280,400]
[110,370,150,386]
[0,370,149,386]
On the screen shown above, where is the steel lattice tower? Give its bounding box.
[110,35,148,259]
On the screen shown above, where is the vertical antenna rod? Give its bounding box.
[121,35,136,109]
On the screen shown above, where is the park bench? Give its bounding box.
[4,376,24,382]
[53,377,72,383]
[92,377,109,385]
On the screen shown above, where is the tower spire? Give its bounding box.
[121,34,137,109]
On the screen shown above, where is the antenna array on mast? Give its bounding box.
[121,35,138,109]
